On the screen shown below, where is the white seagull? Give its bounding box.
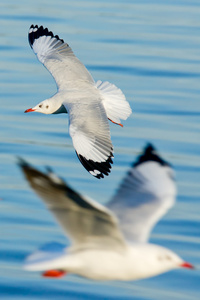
[19,144,194,280]
[25,25,132,179]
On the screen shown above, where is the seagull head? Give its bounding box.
[135,244,194,279]
[153,246,194,273]
[25,100,53,115]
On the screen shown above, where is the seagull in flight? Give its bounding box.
[19,144,194,280]
[25,25,132,179]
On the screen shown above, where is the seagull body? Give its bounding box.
[20,144,193,280]
[24,243,185,281]
[25,25,132,179]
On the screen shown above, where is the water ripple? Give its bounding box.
[88,65,200,78]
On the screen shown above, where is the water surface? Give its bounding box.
[0,0,200,299]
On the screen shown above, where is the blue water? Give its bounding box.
[0,0,200,299]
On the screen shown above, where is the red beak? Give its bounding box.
[180,262,194,269]
[24,108,35,113]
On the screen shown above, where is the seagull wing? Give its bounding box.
[107,144,176,243]
[28,25,94,90]
[19,159,126,251]
[67,100,113,178]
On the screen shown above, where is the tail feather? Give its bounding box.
[24,242,67,271]
[96,80,132,124]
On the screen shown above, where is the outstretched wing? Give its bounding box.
[28,25,94,90]
[68,100,114,179]
[107,144,176,243]
[19,159,125,251]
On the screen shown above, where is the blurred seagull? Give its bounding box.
[19,144,194,280]
[25,25,132,179]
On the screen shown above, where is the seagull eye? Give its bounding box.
[158,255,172,262]
[39,104,42,108]
[46,105,49,109]
[166,255,172,261]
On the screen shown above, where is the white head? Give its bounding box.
[128,243,194,280]
[149,245,192,274]
[24,99,67,115]
[25,99,55,114]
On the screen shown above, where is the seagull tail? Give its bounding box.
[95,80,132,125]
[23,242,67,272]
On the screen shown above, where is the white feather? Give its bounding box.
[107,162,176,242]
[96,80,132,124]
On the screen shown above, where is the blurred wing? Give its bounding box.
[107,144,176,243]
[28,25,94,89]
[68,101,113,179]
[19,159,125,251]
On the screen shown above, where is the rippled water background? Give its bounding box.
[0,0,200,299]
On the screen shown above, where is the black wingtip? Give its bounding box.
[17,157,41,177]
[17,156,31,169]
[76,151,114,179]
[28,25,64,48]
[144,143,156,153]
[134,143,171,167]
[18,157,68,189]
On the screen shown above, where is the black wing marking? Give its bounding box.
[134,143,171,168]
[76,151,114,179]
[28,24,64,49]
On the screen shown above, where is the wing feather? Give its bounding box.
[67,101,114,178]
[19,159,125,251]
[107,144,176,243]
[28,25,94,90]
